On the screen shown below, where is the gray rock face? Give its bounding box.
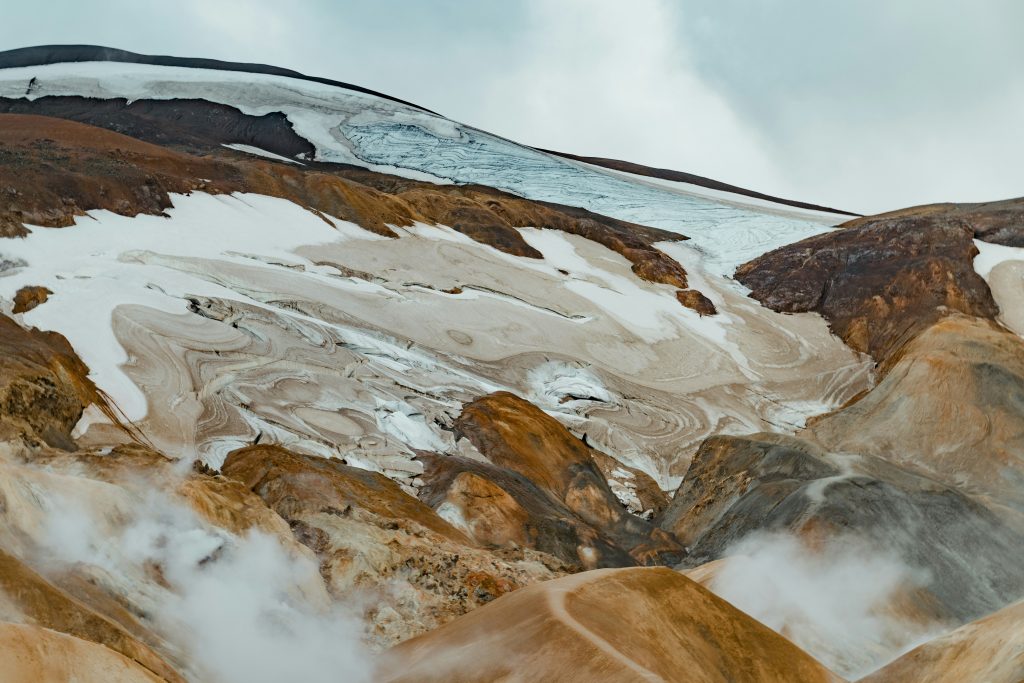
[660,432,1024,624]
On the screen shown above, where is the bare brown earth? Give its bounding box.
[808,315,1024,511]
[860,598,1024,683]
[378,567,844,683]
[735,209,999,363]
[0,549,183,683]
[0,112,696,296]
[0,622,166,683]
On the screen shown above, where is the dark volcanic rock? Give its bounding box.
[735,213,999,362]
[841,196,1024,247]
[0,96,316,159]
[658,432,1024,624]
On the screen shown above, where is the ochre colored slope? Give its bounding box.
[378,567,843,683]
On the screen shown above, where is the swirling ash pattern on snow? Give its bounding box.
[0,193,868,491]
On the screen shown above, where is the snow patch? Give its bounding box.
[222,143,305,165]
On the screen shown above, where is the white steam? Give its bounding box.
[42,490,373,683]
[706,531,940,679]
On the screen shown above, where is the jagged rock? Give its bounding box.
[221,444,567,647]
[0,314,101,449]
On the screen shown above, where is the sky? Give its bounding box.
[2,0,1022,214]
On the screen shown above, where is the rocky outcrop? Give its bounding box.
[588,449,669,518]
[0,114,238,234]
[448,392,685,567]
[221,444,566,646]
[0,95,316,160]
[735,211,999,362]
[675,288,717,315]
[0,313,100,449]
[378,567,843,683]
[657,431,1024,625]
[11,285,51,314]
[841,196,1024,247]
[860,598,1024,683]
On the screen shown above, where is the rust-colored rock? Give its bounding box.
[861,598,1024,683]
[735,212,999,362]
[675,288,717,316]
[378,567,844,683]
[450,392,684,567]
[221,443,566,646]
[808,314,1024,510]
[0,313,101,449]
[11,285,51,314]
[222,444,471,544]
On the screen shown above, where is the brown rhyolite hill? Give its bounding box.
[378,567,844,683]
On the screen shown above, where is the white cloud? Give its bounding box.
[473,0,784,192]
[1,0,1022,213]
[707,531,941,679]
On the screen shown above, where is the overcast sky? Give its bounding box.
[3,0,1022,213]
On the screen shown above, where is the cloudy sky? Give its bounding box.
[3,0,1022,213]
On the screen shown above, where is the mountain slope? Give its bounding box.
[0,44,1022,683]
